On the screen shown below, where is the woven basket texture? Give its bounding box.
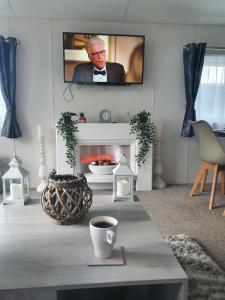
[41,173,92,225]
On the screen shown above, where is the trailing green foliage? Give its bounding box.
[56,112,79,169]
[129,110,155,167]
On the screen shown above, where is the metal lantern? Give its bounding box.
[2,156,30,205]
[113,154,134,201]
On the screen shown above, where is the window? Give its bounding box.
[196,50,225,129]
[0,89,6,131]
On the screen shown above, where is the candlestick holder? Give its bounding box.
[37,136,48,193]
[153,137,167,189]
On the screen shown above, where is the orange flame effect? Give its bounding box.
[80,154,116,164]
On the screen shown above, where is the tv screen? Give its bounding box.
[63,32,145,85]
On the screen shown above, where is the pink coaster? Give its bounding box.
[88,246,125,266]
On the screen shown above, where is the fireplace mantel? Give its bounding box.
[56,123,152,191]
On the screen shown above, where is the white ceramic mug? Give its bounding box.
[89,216,118,259]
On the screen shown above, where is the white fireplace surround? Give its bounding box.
[56,123,152,191]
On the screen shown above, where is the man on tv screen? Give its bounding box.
[72,37,125,84]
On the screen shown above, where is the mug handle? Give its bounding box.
[106,230,116,245]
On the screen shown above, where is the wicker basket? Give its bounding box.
[41,171,93,225]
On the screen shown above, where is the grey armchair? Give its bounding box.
[189,120,225,210]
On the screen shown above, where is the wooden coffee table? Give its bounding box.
[0,196,187,300]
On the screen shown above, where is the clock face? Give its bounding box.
[99,109,111,123]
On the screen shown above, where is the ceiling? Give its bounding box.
[1,0,225,26]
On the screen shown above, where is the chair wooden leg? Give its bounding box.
[200,169,208,193]
[209,164,219,210]
[220,171,225,196]
[223,210,225,217]
[189,164,206,197]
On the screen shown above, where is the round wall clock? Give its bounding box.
[99,109,111,123]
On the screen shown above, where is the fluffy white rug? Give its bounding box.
[164,234,225,300]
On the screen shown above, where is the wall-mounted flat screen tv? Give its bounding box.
[63,32,145,85]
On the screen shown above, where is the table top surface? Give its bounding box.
[214,129,225,137]
[0,195,187,291]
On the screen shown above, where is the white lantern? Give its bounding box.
[1,156,30,205]
[113,154,134,201]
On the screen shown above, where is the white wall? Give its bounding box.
[0,18,54,186]
[1,17,225,187]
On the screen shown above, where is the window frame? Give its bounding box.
[196,47,225,129]
[0,88,6,131]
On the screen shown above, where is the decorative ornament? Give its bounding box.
[153,123,167,189]
[2,156,30,205]
[41,170,92,225]
[113,154,134,201]
[99,109,111,123]
[36,125,48,193]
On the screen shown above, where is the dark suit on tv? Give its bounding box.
[72,62,125,84]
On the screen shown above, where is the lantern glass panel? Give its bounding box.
[3,179,10,200]
[23,177,30,198]
[3,178,23,202]
[116,175,132,197]
[10,179,23,200]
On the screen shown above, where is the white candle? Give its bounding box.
[37,124,44,138]
[117,179,130,196]
[10,183,22,199]
[156,123,162,140]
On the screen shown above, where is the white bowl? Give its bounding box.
[88,164,116,175]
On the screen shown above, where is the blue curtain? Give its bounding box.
[0,35,21,138]
[181,42,207,137]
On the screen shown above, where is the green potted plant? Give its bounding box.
[129,110,155,167]
[56,111,79,172]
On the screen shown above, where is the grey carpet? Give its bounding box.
[164,234,225,300]
[136,185,225,270]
